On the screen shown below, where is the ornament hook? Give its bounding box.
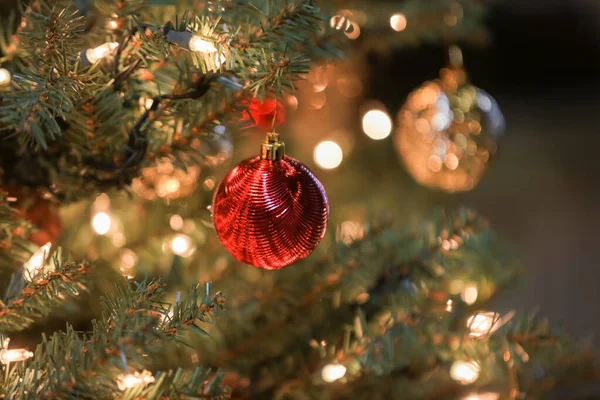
[261,132,286,161]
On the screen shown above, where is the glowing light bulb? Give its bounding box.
[450,360,480,384]
[467,312,501,338]
[461,284,478,305]
[85,42,119,64]
[362,109,392,140]
[106,20,119,30]
[314,141,343,170]
[0,68,11,86]
[92,212,112,235]
[390,13,407,31]
[0,348,34,364]
[189,36,217,53]
[446,299,453,312]
[463,393,500,400]
[321,363,346,382]
[170,234,194,257]
[117,370,155,391]
[23,242,52,282]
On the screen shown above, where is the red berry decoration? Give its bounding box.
[212,133,328,270]
[241,97,286,131]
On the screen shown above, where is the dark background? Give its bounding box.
[366,0,600,352]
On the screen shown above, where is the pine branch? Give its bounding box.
[0,259,89,333]
[0,279,228,399]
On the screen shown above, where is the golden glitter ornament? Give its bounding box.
[395,47,504,192]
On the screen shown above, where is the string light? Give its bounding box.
[314,141,343,170]
[117,370,155,391]
[321,363,346,382]
[1,339,33,364]
[85,42,119,64]
[0,348,34,364]
[0,68,11,86]
[450,360,480,384]
[189,36,218,53]
[92,212,112,235]
[461,284,479,305]
[23,242,52,282]
[446,299,453,312]
[467,312,499,338]
[362,109,392,140]
[170,234,195,257]
[390,13,407,31]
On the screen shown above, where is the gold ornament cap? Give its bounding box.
[260,132,285,161]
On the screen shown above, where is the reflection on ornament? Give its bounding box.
[132,160,200,201]
[117,370,155,391]
[0,68,11,86]
[212,134,328,269]
[170,234,195,257]
[314,141,343,170]
[450,360,480,384]
[390,13,407,31]
[330,15,353,33]
[461,284,478,305]
[362,109,392,140]
[23,242,52,282]
[92,212,112,235]
[395,66,504,192]
[321,363,346,382]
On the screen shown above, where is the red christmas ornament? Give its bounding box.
[241,98,286,131]
[212,133,328,270]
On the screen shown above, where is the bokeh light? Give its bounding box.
[390,13,407,31]
[461,284,478,305]
[450,360,480,384]
[92,212,112,235]
[314,141,343,170]
[321,363,346,382]
[0,68,11,86]
[362,109,392,140]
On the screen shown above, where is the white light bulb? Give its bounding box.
[314,141,343,170]
[117,370,155,391]
[86,42,119,64]
[321,363,346,382]
[0,68,11,86]
[362,109,392,140]
[0,349,34,364]
[92,212,112,235]
[450,360,480,384]
[467,312,502,338]
[23,242,52,282]
[189,36,217,53]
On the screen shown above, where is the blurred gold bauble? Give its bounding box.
[395,67,504,192]
[132,125,232,201]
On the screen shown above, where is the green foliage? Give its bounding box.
[0,279,228,399]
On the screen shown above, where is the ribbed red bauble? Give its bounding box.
[241,98,286,131]
[212,133,328,270]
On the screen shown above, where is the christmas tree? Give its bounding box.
[0,0,597,399]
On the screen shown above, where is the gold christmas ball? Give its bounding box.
[395,67,504,192]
